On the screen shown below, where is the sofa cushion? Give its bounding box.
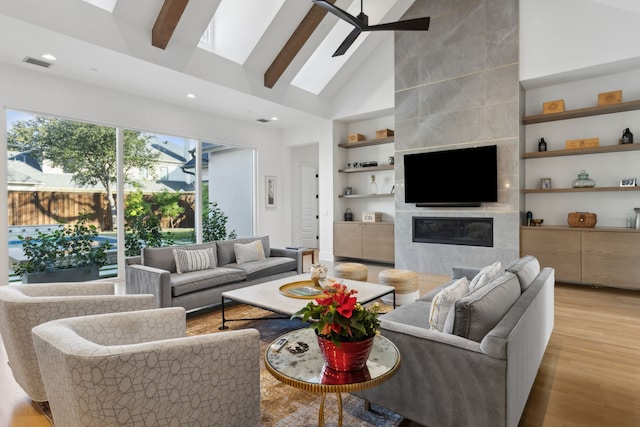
[223,257,296,281]
[173,248,217,274]
[170,267,247,297]
[217,237,271,266]
[428,277,469,332]
[234,240,266,264]
[445,271,520,342]
[505,255,540,292]
[468,261,502,292]
[143,242,217,273]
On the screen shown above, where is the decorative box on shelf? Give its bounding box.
[565,137,600,149]
[375,128,394,138]
[598,90,622,106]
[543,99,565,114]
[362,212,382,222]
[348,133,365,143]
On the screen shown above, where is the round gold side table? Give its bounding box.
[264,328,400,426]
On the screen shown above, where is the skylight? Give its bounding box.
[199,0,286,65]
[81,0,116,12]
[291,0,396,95]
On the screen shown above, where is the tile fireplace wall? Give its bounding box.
[394,0,522,275]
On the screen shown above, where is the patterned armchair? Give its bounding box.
[0,281,155,402]
[32,307,261,427]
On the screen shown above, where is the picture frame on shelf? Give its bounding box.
[620,177,637,187]
[266,176,276,208]
[540,178,552,189]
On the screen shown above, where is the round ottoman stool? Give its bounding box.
[379,269,419,306]
[334,262,368,281]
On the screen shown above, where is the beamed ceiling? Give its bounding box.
[0,0,638,129]
[0,0,420,128]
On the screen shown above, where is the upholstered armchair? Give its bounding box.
[0,281,155,402]
[32,307,261,427]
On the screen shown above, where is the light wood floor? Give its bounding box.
[1,259,639,427]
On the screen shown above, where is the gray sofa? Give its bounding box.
[125,236,303,312]
[355,255,554,427]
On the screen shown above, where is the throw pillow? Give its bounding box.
[446,272,521,341]
[428,277,470,332]
[468,261,502,292]
[234,240,266,264]
[172,248,217,274]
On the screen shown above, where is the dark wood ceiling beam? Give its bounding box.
[264,0,336,89]
[152,0,189,50]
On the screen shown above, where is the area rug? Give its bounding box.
[186,304,404,427]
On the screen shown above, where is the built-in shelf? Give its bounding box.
[522,186,640,194]
[338,193,394,199]
[338,136,394,149]
[523,143,640,159]
[522,99,640,124]
[338,165,394,173]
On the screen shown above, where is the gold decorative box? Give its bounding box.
[375,129,394,138]
[598,90,622,106]
[362,212,382,222]
[543,100,565,114]
[565,138,600,149]
[348,133,365,143]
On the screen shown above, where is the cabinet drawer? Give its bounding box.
[362,223,394,263]
[582,231,640,289]
[520,228,581,282]
[333,223,362,258]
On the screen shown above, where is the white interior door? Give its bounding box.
[301,165,318,248]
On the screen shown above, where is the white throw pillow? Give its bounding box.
[234,240,266,264]
[469,261,502,292]
[428,277,470,332]
[173,248,216,274]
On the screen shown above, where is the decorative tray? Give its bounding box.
[279,280,325,299]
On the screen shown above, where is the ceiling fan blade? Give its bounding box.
[332,27,362,57]
[312,0,366,29]
[366,16,430,32]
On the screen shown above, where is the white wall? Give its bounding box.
[0,62,293,281]
[328,35,395,120]
[282,119,335,262]
[208,147,254,238]
[520,0,640,85]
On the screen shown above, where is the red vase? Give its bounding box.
[317,335,375,372]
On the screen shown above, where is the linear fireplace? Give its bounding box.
[412,217,493,247]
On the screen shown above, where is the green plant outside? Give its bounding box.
[196,202,237,243]
[13,214,111,276]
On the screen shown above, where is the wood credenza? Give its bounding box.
[520,226,640,290]
[333,222,394,264]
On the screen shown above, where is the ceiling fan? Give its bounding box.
[312,0,431,57]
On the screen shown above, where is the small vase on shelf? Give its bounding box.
[572,170,596,188]
[368,175,378,194]
[538,138,547,152]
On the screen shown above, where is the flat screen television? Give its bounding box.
[404,145,498,207]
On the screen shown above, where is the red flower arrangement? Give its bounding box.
[292,281,380,344]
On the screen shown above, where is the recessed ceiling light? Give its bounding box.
[186,93,196,99]
[41,54,56,61]
[271,116,278,121]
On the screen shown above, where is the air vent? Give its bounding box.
[23,57,53,68]
[256,118,270,123]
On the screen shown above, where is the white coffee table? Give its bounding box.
[219,273,395,330]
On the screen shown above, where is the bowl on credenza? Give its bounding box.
[529,219,544,226]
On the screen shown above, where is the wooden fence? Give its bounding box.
[8,191,195,230]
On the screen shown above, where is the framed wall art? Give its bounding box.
[266,176,276,208]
